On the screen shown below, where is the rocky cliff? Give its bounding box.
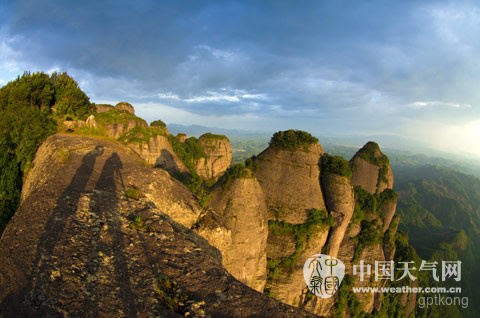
[0,126,406,317]
[0,134,317,318]
[194,133,233,181]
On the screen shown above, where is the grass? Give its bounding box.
[155,275,191,313]
[125,186,142,200]
[57,147,71,164]
[150,119,166,128]
[118,126,166,144]
[94,108,146,126]
[128,216,154,232]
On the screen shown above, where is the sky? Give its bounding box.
[1,0,480,156]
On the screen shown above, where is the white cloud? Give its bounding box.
[407,101,472,109]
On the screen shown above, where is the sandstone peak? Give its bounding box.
[115,102,135,114]
[350,141,394,194]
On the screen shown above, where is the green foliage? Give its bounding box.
[355,141,389,166]
[168,135,207,172]
[221,163,254,189]
[321,153,352,178]
[267,209,333,278]
[51,72,94,120]
[128,216,154,232]
[94,108,145,126]
[119,126,166,144]
[332,275,366,318]
[0,72,73,233]
[155,274,191,313]
[269,129,318,151]
[352,185,378,223]
[125,186,142,200]
[57,147,71,164]
[199,132,228,142]
[150,120,167,128]
[352,220,383,263]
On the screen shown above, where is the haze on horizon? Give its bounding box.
[1,0,480,156]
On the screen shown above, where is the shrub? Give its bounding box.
[321,153,352,178]
[267,209,333,276]
[352,220,383,263]
[269,129,318,151]
[199,132,228,142]
[221,163,254,189]
[354,141,389,166]
[125,186,142,200]
[150,120,167,128]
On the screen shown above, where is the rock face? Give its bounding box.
[115,102,135,114]
[104,119,148,139]
[208,175,268,292]
[350,142,393,194]
[254,143,326,224]
[0,134,317,318]
[321,172,355,258]
[95,104,113,113]
[195,134,233,181]
[128,134,189,174]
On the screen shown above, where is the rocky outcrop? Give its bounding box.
[128,134,189,175]
[254,143,326,224]
[208,174,268,292]
[195,134,233,181]
[380,196,397,233]
[321,172,355,258]
[95,104,114,113]
[0,134,318,317]
[104,119,148,139]
[350,142,393,194]
[85,114,97,129]
[176,133,187,143]
[115,102,135,114]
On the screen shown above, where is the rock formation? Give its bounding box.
[350,141,394,194]
[115,102,135,114]
[0,126,404,317]
[0,134,316,317]
[254,143,326,224]
[207,171,268,292]
[95,104,114,113]
[194,133,233,181]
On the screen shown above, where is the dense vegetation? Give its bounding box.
[0,72,93,233]
[394,164,480,317]
[267,209,334,281]
[199,132,228,142]
[269,129,318,151]
[321,153,353,178]
[221,163,254,189]
[150,120,167,128]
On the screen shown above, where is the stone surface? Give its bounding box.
[115,102,135,114]
[128,134,190,176]
[321,172,355,258]
[0,134,319,318]
[95,104,113,113]
[195,135,233,181]
[208,176,268,292]
[254,144,326,224]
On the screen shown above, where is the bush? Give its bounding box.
[321,153,352,178]
[199,132,228,142]
[150,120,167,128]
[352,220,383,263]
[125,186,142,200]
[269,129,318,151]
[221,163,254,189]
[267,209,333,276]
[354,141,389,166]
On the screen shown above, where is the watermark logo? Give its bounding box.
[303,254,345,298]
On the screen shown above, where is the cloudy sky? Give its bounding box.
[1,0,480,155]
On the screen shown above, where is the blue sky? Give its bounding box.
[1,0,480,155]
